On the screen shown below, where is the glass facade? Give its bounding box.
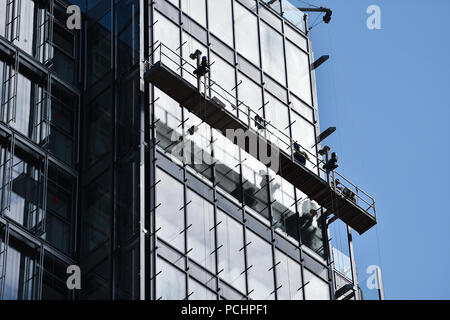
[0,0,369,300]
[148,0,337,301]
[0,0,79,300]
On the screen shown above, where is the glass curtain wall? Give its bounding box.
[81,0,141,300]
[150,0,327,263]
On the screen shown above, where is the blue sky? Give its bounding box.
[293,0,450,299]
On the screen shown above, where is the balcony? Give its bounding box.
[144,43,376,235]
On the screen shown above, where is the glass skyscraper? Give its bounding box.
[0,0,378,300]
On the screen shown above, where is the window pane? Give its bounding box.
[275,250,303,300]
[291,111,316,171]
[181,0,206,26]
[234,2,260,66]
[246,230,274,299]
[85,88,112,166]
[0,1,6,37]
[271,173,298,243]
[156,169,185,252]
[154,11,180,73]
[154,88,183,162]
[181,31,207,87]
[210,53,236,115]
[241,153,269,222]
[304,269,330,300]
[186,189,215,272]
[291,95,313,123]
[189,278,217,300]
[156,258,186,299]
[83,171,112,252]
[3,239,39,300]
[264,95,290,149]
[237,72,263,129]
[42,254,71,300]
[87,12,111,86]
[286,41,312,106]
[217,210,246,293]
[208,0,233,46]
[45,165,74,254]
[260,22,285,85]
[10,74,37,139]
[213,130,241,202]
[183,109,213,180]
[298,198,326,259]
[8,153,44,231]
[15,0,35,54]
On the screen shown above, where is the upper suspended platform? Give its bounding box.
[144,43,376,235]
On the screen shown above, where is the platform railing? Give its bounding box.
[144,42,376,220]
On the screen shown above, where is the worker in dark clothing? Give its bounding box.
[293,142,308,166]
[193,56,210,77]
[323,152,338,172]
[333,179,357,203]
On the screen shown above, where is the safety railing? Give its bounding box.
[144,42,376,220]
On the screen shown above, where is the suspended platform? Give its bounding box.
[144,45,376,235]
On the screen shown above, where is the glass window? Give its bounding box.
[264,94,290,149]
[291,95,314,123]
[181,0,206,26]
[7,152,44,232]
[87,12,111,86]
[10,73,39,139]
[83,171,112,252]
[241,152,269,221]
[246,230,274,299]
[154,11,180,73]
[183,109,213,180]
[281,0,306,33]
[189,278,217,300]
[208,0,233,46]
[156,258,186,299]
[0,1,6,37]
[156,169,185,252]
[275,249,303,300]
[186,189,215,272]
[217,210,246,293]
[234,1,260,67]
[44,164,74,254]
[181,31,208,87]
[213,130,241,203]
[271,172,298,243]
[47,85,77,165]
[260,22,286,85]
[291,111,316,171]
[15,0,35,55]
[286,40,312,106]
[298,198,325,259]
[304,269,330,300]
[42,253,71,300]
[237,72,263,129]
[3,238,39,300]
[154,88,183,159]
[285,25,308,52]
[85,88,112,167]
[210,53,237,115]
[52,48,75,84]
